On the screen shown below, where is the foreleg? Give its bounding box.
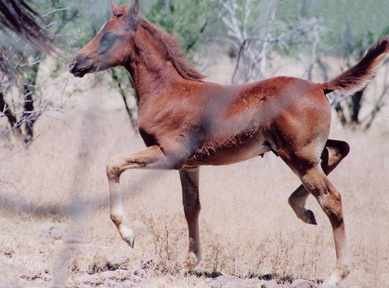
[106,145,177,247]
[179,167,201,269]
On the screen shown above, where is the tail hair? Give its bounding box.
[323,35,389,95]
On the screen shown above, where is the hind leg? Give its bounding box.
[281,143,351,287]
[300,165,351,287]
[288,140,350,224]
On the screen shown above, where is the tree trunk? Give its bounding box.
[348,88,364,124]
[20,51,41,143]
[0,89,20,134]
[110,69,138,130]
[335,103,347,125]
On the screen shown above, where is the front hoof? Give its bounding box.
[124,233,135,248]
[184,252,200,269]
[120,227,136,248]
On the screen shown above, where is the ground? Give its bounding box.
[0,56,388,287]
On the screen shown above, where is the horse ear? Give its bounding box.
[110,0,119,16]
[130,0,139,17]
[124,0,139,29]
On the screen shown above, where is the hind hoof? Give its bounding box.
[306,210,317,225]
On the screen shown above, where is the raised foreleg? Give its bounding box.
[288,139,350,225]
[106,145,178,247]
[179,167,201,269]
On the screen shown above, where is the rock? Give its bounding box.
[41,271,52,282]
[100,269,131,281]
[209,275,264,288]
[131,275,143,284]
[134,269,148,279]
[88,253,130,274]
[209,275,240,288]
[290,279,316,288]
[106,253,129,270]
[80,274,105,286]
[123,280,141,288]
[262,279,279,288]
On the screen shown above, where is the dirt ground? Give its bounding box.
[0,56,388,288]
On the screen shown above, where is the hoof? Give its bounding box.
[184,252,200,269]
[305,209,317,225]
[123,233,135,248]
[120,226,136,248]
[322,264,351,288]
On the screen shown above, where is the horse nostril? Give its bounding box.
[75,53,91,65]
[69,53,94,77]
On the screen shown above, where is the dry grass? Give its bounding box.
[0,58,388,288]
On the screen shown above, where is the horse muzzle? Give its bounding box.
[69,54,94,78]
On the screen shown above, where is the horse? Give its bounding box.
[69,0,389,286]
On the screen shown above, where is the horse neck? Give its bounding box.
[123,27,183,107]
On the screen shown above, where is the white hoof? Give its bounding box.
[119,226,136,248]
[321,269,345,288]
[322,258,351,287]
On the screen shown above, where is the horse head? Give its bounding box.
[69,0,139,78]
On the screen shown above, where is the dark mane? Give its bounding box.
[139,19,205,81]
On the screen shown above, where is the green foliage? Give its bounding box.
[277,0,389,57]
[145,0,211,52]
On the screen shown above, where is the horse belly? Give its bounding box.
[186,136,272,166]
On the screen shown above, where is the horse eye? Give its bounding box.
[99,32,118,54]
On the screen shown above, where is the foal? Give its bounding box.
[69,1,389,286]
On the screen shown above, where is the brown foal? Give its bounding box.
[69,1,389,286]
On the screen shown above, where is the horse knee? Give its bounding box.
[301,168,344,226]
[106,156,122,180]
